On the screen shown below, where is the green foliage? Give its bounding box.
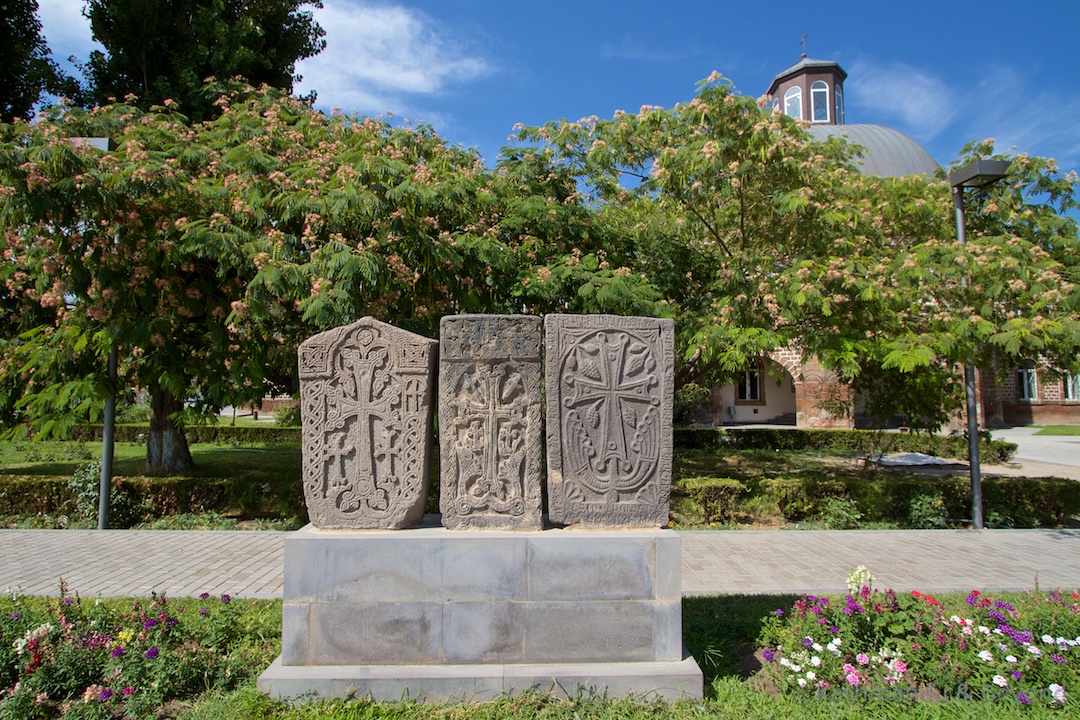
[273,401,301,428]
[906,492,949,529]
[673,427,1017,463]
[673,382,710,425]
[65,459,141,528]
[676,476,747,524]
[813,496,863,529]
[83,0,325,121]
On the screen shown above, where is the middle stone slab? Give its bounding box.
[439,315,544,530]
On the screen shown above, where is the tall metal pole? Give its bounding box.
[98,343,118,529]
[953,187,983,530]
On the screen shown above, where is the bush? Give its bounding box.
[66,460,142,529]
[674,382,711,425]
[907,491,950,528]
[273,401,302,428]
[64,424,301,445]
[814,496,863,529]
[677,477,747,523]
[672,427,1016,462]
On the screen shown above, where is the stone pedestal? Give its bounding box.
[257,520,703,702]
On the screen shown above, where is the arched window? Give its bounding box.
[834,84,845,124]
[783,87,802,120]
[811,81,829,122]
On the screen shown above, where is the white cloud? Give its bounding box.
[294,2,489,116]
[38,0,98,62]
[847,59,957,140]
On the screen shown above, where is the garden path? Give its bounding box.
[2,526,1078,599]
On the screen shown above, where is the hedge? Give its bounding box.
[64,424,301,445]
[673,427,1016,463]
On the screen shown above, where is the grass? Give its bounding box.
[1036,425,1080,436]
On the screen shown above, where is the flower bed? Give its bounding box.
[0,584,278,718]
[757,570,1078,709]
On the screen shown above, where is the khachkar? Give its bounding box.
[297,317,438,529]
[439,315,543,530]
[545,314,674,527]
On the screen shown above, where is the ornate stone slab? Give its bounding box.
[439,315,543,530]
[298,317,438,529]
[545,314,674,527]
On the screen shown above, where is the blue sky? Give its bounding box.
[39,0,1080,175]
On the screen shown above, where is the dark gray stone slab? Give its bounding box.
[544,314,674,527]
[298,317,437,529]
[439,315,543,530]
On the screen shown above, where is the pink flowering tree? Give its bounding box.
[0,84,504,471]
[500,74,1080,425]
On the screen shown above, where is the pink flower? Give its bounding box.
[856,653,870,665]
[845,672,862,687]
[893,660,908,674]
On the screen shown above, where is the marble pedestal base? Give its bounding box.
[257,518,703,702]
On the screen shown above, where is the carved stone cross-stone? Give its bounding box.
[545,314,674,527]
[298,317,438,529]
[439,315,543,530]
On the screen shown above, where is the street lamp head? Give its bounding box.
[948,159,1009,189]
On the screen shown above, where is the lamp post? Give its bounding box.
[947,159,1008,530]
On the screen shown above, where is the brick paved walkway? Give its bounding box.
[3,528,1078,599]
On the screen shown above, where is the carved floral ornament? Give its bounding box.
[297,314,673,530]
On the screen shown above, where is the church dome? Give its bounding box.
[806,124,940,178]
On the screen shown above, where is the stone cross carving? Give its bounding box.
[439,315,543,530]
[545,314,674,527]
[298,317,437,529]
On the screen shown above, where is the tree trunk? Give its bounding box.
[146,386,195,473]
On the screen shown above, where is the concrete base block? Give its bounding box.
[258,648,704,702]
[265,519,703,702]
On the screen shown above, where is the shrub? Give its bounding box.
[66,460,142,529]
[674,382,711,425]
[677,477,747,523]
[814,497,863,529]
[273,401,302,428]
[907,492,950,528]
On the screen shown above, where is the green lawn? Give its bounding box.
[1036,425,1080,436]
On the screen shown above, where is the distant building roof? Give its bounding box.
[806,124,940,178]
[767,58,847,96]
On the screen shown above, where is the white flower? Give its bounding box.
[1049,684,1066,704]
[812,643,823,652]
[1042,634,1055,644]
[978,650,994,662]
[978,626,990,635]
[1028,646,1042,656]
[797,678,807,687]
[810,656,821,667]
[992,675,1008,688]
[806,671,816,681]
[1006,655,1017,663]
[791,664,802,672]
[780,658,792,668]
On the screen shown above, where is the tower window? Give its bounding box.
[811,81,829,123]
[834,84,844,124]
[783,87,802,120]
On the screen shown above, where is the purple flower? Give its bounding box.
[801,637,814,649]
[1011,670,1022,680]
[110,647,124,659]
[1018,693,1030,706]
[199,592,210,600]
[221,594,231,604]
[1051,653,1066,664]
[774,608,784,617]
[817,618,827,626]
[10,612,19,620]
[99,688,113,701]
[829,626,840,634]
[199,608,208,617]
[143,619,158,629]
[166,617,178,627]
[63,598,73,605]
[144,647,159,659]
[762,649,775,662]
